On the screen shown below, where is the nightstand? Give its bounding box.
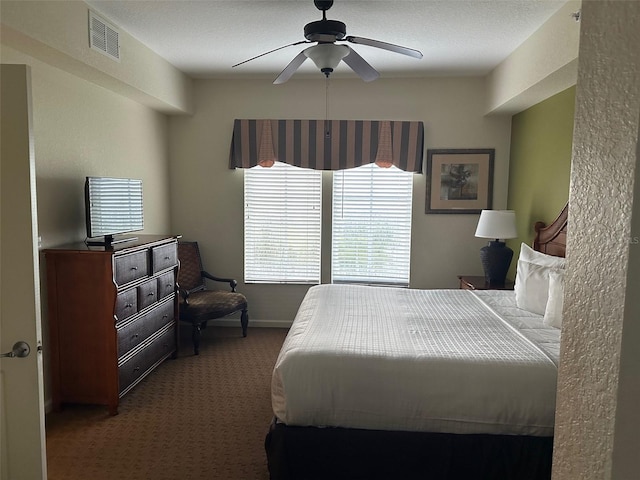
[458,275,514,290]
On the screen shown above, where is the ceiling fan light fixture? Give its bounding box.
[304,44,349,76]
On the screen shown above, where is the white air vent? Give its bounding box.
[89,10,120,61]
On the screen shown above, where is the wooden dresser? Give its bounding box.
[44,235,179,415]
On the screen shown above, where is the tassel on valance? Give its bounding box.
[257,119,276,168]
[229,119,424,173]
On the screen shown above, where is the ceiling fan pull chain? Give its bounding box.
[325,76,331,137]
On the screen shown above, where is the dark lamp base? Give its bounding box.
[479,241,514,286]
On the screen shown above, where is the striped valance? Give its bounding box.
[229,119,424,173]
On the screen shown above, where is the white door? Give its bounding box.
[0,64,48,480]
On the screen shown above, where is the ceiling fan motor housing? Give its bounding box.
[304,19,346,41]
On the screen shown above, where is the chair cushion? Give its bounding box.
[179,290,248,324]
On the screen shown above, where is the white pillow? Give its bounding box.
[515,243,565,315]
[518,243,566,269]
[544,270,565,329]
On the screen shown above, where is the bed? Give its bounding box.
[265,204,568,480]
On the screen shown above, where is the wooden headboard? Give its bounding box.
[533,203,568,257]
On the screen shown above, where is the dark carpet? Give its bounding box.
[45,326,288,480]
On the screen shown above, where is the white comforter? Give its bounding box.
[271,284,559,436]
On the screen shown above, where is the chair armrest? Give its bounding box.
[202,270,238,292]
[178,286,190,305]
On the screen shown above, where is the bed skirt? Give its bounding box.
[265,419,553,480]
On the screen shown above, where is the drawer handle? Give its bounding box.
[125,303,133,309]
[163,315,168,319]
[133,333,139,339]
[166,283,173,288]
[134,366,140,372]
[164,256,170,260]
[131,266,138,271]
[147,292,155,297]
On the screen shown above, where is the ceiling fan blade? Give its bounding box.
[273,50,309,84]
[233,40,310,68]
[342,47,379,82]
[345,36,423,59]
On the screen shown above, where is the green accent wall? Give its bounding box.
[506,86,575,279]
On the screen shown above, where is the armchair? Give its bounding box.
[177,241,248,355]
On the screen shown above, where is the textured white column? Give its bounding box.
[553,1,640,479]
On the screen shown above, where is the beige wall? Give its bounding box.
[1,45,173,401]
[2,46,172,247]
[553,1,640,478]
[486,0,580,115]
[1,0,193,114]
[1,0,188,407]
[168,77,512,324]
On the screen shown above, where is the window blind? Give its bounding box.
[332,164,413,286]
[244,162,322,284]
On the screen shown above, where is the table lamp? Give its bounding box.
[474,210,517,285]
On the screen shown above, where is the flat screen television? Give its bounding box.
[85,176,144,247]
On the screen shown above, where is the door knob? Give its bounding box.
[1,341,31,358]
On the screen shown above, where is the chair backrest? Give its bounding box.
[177,242,206,292]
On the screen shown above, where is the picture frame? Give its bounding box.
[425,148,494,214]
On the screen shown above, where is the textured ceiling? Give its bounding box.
[86,0,569,80]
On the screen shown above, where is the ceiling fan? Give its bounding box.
[232,0,423,84]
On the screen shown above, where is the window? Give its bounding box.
[244,162,322,284]
[332,163,413,286]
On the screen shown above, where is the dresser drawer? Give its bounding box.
[137,278,158,310]
[118,325,175,395]
[115,288,138,322]
[151,243,177,274]
[114,250,148,286]
[157,271,176,300]
[117,299,175,357]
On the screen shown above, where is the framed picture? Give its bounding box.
[425,148,494,214]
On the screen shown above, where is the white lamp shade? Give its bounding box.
[475,210,517,240]
[304,44,349,71]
